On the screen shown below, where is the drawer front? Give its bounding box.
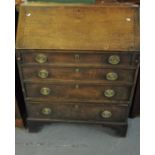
[20,51,135,65]
[22,66,135,82]
[27,103,128,122]
[25,84,131,101]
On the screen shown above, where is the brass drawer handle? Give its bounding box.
[35,54,47,63]
[75,54,80,61]
[104,89,115,98]
[108,55,120,65]
[38,69,49,79]
[41,107,52,115]
[40,87,51,96]
[101,110,112,118]
[106,72,118,81]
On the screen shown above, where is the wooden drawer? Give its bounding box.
[20,51,137,66]
[27,102,128,122]
[22,66,136,82]
[25,83,132,102]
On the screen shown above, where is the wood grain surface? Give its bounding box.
[16,3,139,51]
[27,102,128,122]
[16,2,140,136]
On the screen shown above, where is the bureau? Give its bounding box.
[16,1,140,136]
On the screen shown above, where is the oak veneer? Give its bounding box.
[16,2,140,136]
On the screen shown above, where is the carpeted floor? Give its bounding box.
[16,117,140,155]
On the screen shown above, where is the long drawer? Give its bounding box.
[24,83,132,101]
[20,51,139,66]
[27,102,128,122]
[22,66,136,82]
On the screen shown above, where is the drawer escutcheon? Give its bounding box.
[75,54,80,61]
[75,68,80,73]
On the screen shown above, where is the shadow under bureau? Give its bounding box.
[16,1,140,136]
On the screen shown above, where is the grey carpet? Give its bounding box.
[16,118,140,155]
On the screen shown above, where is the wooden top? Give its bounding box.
[16,2,139,51]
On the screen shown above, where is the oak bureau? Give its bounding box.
[16,1,140,136]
